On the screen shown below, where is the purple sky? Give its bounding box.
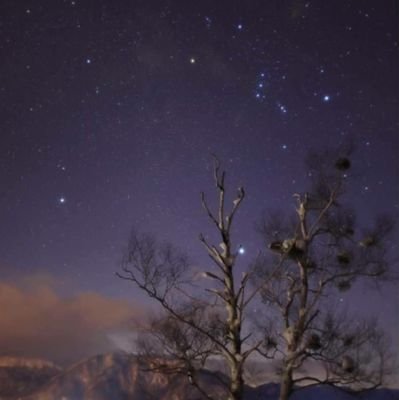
[0,0,398,363]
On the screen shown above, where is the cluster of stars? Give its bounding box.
[204,16,212,29]
[253,67,332,115]
[277,102,288,114]
[56,163,67,171]
[254,72,267,100]
[2,0,396,341]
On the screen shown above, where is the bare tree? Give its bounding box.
[118,157,257,400]
[252,148,396,400]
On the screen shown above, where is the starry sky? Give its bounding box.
[0,0,398,363]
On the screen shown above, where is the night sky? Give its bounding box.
[0,0,398,364]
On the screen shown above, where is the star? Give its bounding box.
[190,58,196,64]
[277,103,287,114]
[238,246,245,255]
[237,24,243,30]
[86,58,92,64]
[59,197,66,204]
[323,95,330,102]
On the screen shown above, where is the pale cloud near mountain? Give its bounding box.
[0,279,140,364]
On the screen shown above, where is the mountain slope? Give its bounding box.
[1,353,397,400]
[25,352,227,400]
[0,356,61,398]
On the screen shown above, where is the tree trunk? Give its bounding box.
[229,361,244,400]
[279,367,293,400]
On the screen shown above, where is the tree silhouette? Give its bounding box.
[118,157,257,400]
[118,150,395,400]
[252,148,396,400]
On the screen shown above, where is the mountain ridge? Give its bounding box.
[0,352,397,399]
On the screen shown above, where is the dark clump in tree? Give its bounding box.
[117,150,395,400]
[252,147,396,400]
[335,157,351,171]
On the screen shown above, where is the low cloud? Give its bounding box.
[0,280,139,365]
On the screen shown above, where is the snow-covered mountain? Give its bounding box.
[5,352,227,400]
[0,352,397,399]
[0,356,61,398]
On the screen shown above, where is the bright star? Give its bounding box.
[323,95,330,102]
[237,24,243,30]
[190,58,196,64]
[86,58,91,64]
[238,246,245,255]
[59,197,66,204]
[278,103,287,113]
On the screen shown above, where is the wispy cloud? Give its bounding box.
[0,279,140,364]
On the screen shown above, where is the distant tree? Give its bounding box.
[118,157,257,400]
[252,148,396,400]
